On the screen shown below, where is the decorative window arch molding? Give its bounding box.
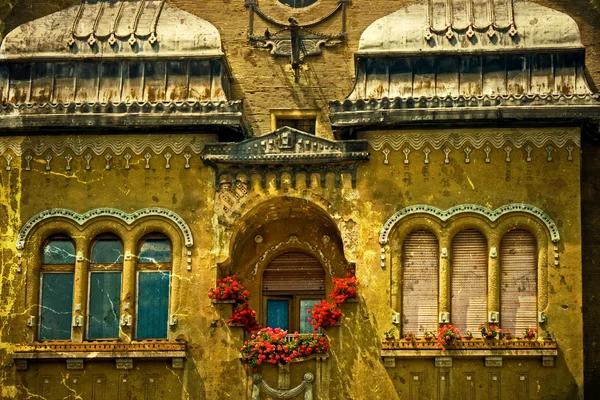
[16,208,193,249]
[379,204,560,247]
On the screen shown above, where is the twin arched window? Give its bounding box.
[401,228,538,336]
[39,233,172,341]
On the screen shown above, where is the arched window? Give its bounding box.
[88,234,123,339]
[500,229,537,334]
[401,230,439,336]
[451,229,488,334]
[136,234,171,339]
[262,252,325,333]
[39,235,75,340]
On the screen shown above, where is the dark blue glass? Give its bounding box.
[88,272,121,339]
[137,272,170,339]
[267,299,289,331]
[91,239,123,264]
[139,239,171,263]
[43,239,75,265]
[40,272,74,340]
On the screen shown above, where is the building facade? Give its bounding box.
[0,0,599,399]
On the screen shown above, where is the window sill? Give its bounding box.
[381,338,557,358]
[13,340,186,359]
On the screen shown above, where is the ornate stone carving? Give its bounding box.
[379,204,560,247]
[16,208,194,249]
[203,127,369,189]
[251,373,313,400]
[382,148,390,165]
[360,131,580,152]
[5,154,11,171]
[65,154,73,171]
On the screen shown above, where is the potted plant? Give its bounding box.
[208,275,250,303]
[523,328,537,339]
[423,331,434,341]
[543,330,554,340]
[479,323,502,339]
[404,331,415,341]
[384,328,396,341]
[463,331,473,340]
[329,273,360,305]
[307,300,342,331]
[436,324,461,351]
[504,329,513,340]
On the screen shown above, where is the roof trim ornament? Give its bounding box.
[16,207,194,249]
[379,203,561,246]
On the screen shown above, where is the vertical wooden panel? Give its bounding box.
[389,59,412,98]
[531,54,553,95]
[438,372,449,400]
[30,62,53,103]
[189,60,212,101]
[166,61,189,101]
[99,62,122,103]
[53,62,76,103]
[489,372,500,400]
[555,53,576,95]
[517,373,529,400]
[0,63,8,104]
[118,375,130,400]
[500,229,537,336]
[451,230,487,334]
[483,56,506,95]
[137,271,170,339]
[40,272,74,340]
[75,62,99,103]
[402,230,439,335]
[463,373,475,400]
[460,56,482,96]
[8,63,31,103]
[146,375,157,400]
[506,55,528,96]
[92,375,106,400]
[413,58,435,97]
[40,376,52,398]
[436,57,459,97]
[143,62,166,102]
[88,272,122,339]
[409,373,422,400]
[365,58,388,99]
[122,62,144,103]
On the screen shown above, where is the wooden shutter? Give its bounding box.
[451,230,488,334]
[500,229,537,334]
[262,252,325,293]
[402,230,439,335]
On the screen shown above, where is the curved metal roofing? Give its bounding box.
[0,0,223,60]
[358,0,583,55]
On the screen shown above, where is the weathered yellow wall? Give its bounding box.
[0,0,597,399]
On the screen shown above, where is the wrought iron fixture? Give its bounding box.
[245,0,349,82]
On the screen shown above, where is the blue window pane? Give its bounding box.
[137,272,170,339]
[43,240,75,265]
[40,273,74,340]
[88,272,121,339]
[91,239,123,263]
[267,300,289,331]
[300,299,321,334]
[139,239,171,263]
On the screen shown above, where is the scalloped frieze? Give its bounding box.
[16,207,194,249]
[379,204,560,246]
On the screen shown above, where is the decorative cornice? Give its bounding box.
[379,204,560,246]
[203,127,369,188]
[329,95,600,126]
[0,135,216,157]
[361,131,580,151]
[0,100,243,129]
[16,208,194,249]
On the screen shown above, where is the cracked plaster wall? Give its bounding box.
[0,0,598,399]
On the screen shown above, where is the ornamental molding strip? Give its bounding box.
[361,131,580,151]
[16,208,194,249]
[251,373,314,400]
[0,135,216,157]
[379,203,560,246]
